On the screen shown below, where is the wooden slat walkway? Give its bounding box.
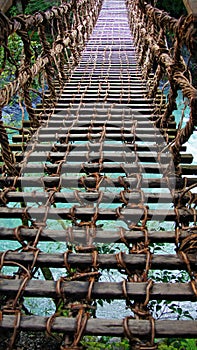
[0,0,197,348]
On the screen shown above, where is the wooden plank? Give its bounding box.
[34,108,155,116]
[9,142,178,152]
[181,165,197,175]
[0,190,178,204]
[6,151,174,164]
[56,96,153,104]
[47,91,148,98]
[0,206,196,221]
[0,280,196,301]
[69,74,145,79]
[25,113,161,122]
[0,175,195,189]
[0,227,193,243]
[11,133,155,143]
[2,151,192,164]
[0,315,196,338]
[61,81,146,85]
[31,126,160,135]
[29,111,157,119]
[22,120,176,129]
[24,120,157,128]
[68,97,153,104]
[25,129,177,138]
[11,132,177,143]
[10,162,188,175]
[0,176,166,188]
[3,162,169,174]
[0,252,196,271]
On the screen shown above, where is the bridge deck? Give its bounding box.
[0,0,197,348]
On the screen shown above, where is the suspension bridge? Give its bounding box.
[0,0,197,349]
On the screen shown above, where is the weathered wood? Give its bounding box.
[48,91,148,98]
[0,315,196,338]
[24,113,161,123]
[0,175,196,189]
[8,142,179,152]
[0,190,178,204]
[0,162,171,174]
[0,279,196,301]
[59,80,146,85]
[23,120,155,127]
[2,151,192,164]
[0,227,193,243]
[3,151,174,164]
[33,107,155,116]
[35,113,161,122]
[12,133,163,143]
[0,251,196,270]
[7,162,195,176]
[56,96,153,104]
[181,165,197,175]
[0,176,168,188]
[21,121,164,132]
[25,127,160,135]
[0,206,196,221]
[22,120,177,130]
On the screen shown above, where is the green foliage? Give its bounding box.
[0,31,42,130]
[158,338,197,350]
[156,0,187,18]
[158,345,177,350]
[81,337,197,350]
[0,33,23,87]
[97,243,121,254]
[148,261,193,320]
[0,32,42,88]
[25,0,61,14]
[8,5,20,16]
[81,336,130,350]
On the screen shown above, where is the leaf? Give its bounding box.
[97,299,103,307]
[177,307,183,315]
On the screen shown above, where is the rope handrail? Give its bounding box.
[0,0,102,106]
[137,0,197,55]
[0,0,98,37]
[0,0,103,174]
[126,0,197,168]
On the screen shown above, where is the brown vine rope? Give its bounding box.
[0,0,103,174]
[126,0,197,169]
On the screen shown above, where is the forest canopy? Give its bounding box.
[8,0,188,17]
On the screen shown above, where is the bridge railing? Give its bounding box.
[0,0,103,175]
[126,0,197,169]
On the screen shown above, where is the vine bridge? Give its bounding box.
[0,0,197,348]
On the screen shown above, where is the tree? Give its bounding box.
[24,0,60,14]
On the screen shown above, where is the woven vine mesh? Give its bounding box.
[0,0,197,349]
